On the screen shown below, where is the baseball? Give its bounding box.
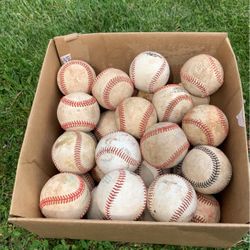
[57,92,100,132]
[90,165,105,183]
[86,188,105,219]
[96,169,146,220]
[129,51,170,93]
[92,68,134,110]
[147,174,197,222]
[57,60,96,95]
[115,97,157,138]
[182,145,232,194]
[52,131,96,174]
[182,104,229,146]
[180,54,224,97]
[140,122,189,169]
[80,173,95,191]
[39,173,91,219]
[191,193,220,223]
[95,131,141,174]
[152,84,193,123]
[94,111,118,140]
[137,90,153,102]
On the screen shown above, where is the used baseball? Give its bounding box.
[95,131,141,174]
[96,169,146,220]
[57,92,100,132]
[152,84,193,123]
[191,193,220,223]
[57,60,96,95]
[39,173,91,219]
[80,173,95,191]
[182,104,229,146]
[92,68,134,110]
[129,51,170,93]
[140,122,189,169]
[115,97,157,138]
[180,54,224,97]
[182,145,232,194]
[94,111,118,140]
[147,174,197,222]
[52,131,96,174]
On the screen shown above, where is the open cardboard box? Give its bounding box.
[9,32,249,248]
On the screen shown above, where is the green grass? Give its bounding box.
[0,0,249,249]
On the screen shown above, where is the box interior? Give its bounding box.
[10,33,249,225]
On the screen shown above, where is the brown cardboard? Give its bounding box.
[9,32,250,247]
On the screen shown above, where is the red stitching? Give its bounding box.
[191,215,207,223]
[138,104,155,138]
[104,169,126,219]
[180,71,208,97]
[80,194,91,219]
[74,131,87,173]
[215,107,228,135]
[154,142,189,169]
[148,60,167,93]
[61,96,96,107]
[117,102,126,131]
[82,173,95,190]
[182,118,214,145]
[40,175,85,208]
[140,123,178,144]
[103,76,133,110]
[207,55,223,85]
[96,146,140,167]
[169,177,195,222]
[130,59,136,84]
[61,120,96,130]
[94,127,103,140]
[197,193,219,207]
[162,95,193,121]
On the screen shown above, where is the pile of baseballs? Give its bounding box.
[39,52,232,224]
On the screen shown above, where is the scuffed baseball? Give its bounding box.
[192,193,220,223]
[39,173,91,219]
[182,145,232,194]
[130,51,170,93]
[90,165,105,183]
[94,111,118,140]
[137,90,153,102]
[180,54,224,97]
[57,60,96,95]
[152,84,193,123]
[95,131,141,174]
[80,173,95,191]
[96,169,146,220]
[86,187,105,219]
[57,92,100,132]
[147,174,197,222]
[115,97,157,138]
[92,68,134,110]
[182,105,229,146]
[52,131,96,174]
[140,122,189,169]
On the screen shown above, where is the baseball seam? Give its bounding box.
[197,193,219,207]
[103,76,133,110]
[183,146,220,189]
[82,174,95,190]
[215,107,228,135]
[61,96,97,107]
[94,127,104,140]
[162,95,193,121]
[191,215,207,223]
[117,102,126,131]
[182,118,214,145]
[207,55,223,85]
[74,132,87,173]
[130,59,136,84]
[61,120,96,130]
[134,177,147,221]
[104,170,126,219]
[147,175,160,215]
[40,176,85,208]
[80,193,91,218]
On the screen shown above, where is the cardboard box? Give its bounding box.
[9,32,249,248]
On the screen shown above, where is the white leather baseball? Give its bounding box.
[57,92,100,132]
[90,165,105,183]
[182,145,232,194]
[182,104,229,146]
[115,97,157,138]
[94,111,118,140]
[95,131,141,174]
[140,122,189,169]
[180,54,224,97]
[147,174,197,222]
[191,193,220,223]
[52,131,96,174]
[137,90,153,102]
[80,173,95,191]
[129,51,170,93]
[39,173,91,219]
[86,187,105,219]
[92,68,134,110]
[152,84,193,123]
[96,169,146,220]
[57,60,96,95]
